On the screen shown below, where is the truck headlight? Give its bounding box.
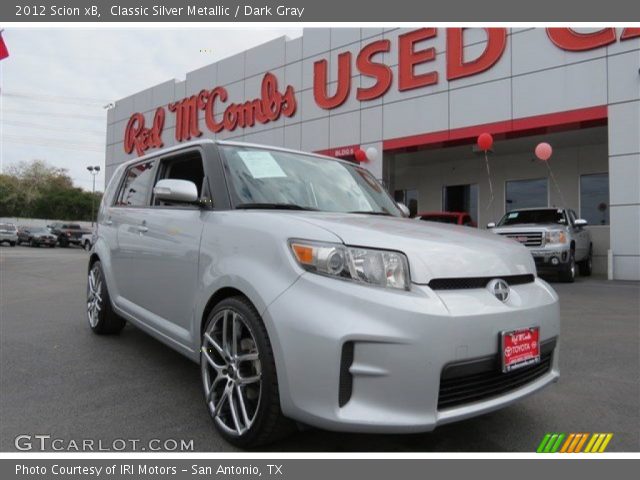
[289,240,410,290]
[545,230,567,245]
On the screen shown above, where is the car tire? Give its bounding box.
[10,241,16,247]
[59,238,68,247]
[84,240,92,251]
[559,250,576,283]
[87,261,126,334]
[201,296,294,448]
[578,245,593,277]
[29,239,37,248]
[49,244,55,248]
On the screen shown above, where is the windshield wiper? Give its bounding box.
[235,203,318,211]
[347,211,393,216]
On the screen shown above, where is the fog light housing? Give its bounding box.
[551,257,559,265]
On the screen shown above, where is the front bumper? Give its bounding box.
[529,246,571,271]
[0,234,18,242]
[35,237,57,245]
[264,273,560,433]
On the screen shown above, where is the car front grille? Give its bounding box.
[498,232,543,247]
[428,274,535,291]
[437,338,555,410]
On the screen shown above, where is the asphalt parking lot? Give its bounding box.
[1,245,638,452]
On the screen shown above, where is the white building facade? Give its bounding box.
[106,28,640,280]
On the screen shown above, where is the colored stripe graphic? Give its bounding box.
[585,433,613,453]
[537,433,565,453]
[537,433,613,453]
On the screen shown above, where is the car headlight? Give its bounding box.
[545,230,567,245]
[289,240,410,290]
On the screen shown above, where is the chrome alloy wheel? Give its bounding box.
[87,265,103,328]
[201,308,262,436]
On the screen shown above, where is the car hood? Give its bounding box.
[284,212,536,284]
[492,223,567,233]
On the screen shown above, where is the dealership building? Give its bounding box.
[105,28,640,280]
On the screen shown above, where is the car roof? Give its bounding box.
[117,139,354,170]
[506,207,563,212]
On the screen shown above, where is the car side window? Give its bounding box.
[152,151,207,207]
[115,161,156,207]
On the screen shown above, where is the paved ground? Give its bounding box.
[1,245,638,452]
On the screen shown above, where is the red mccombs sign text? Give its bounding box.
[124,27,640,156]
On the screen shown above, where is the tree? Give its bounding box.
[0,174,25,217]
[1,159,102,221]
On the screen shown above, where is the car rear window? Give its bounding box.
[420,215,458,224]
[65,225,81,229]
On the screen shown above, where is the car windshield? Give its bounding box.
[0,223,15,230]
[30,228,47,233]
[498,209,566,226]
[220,145,401,216]
[421,215,458,224]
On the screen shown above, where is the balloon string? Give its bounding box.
[484,151,494,211]
[545,161,567,208]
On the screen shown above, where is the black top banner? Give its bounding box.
[2,0,640,22]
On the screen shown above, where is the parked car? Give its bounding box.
[0,223,18,246]
[49,222,91,247]
[17,226,57,247]
[488,207,592,282]
[88,140,560,447]
[417,211,477,227]
[81,232,94,251]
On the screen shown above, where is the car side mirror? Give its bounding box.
[574,218,588,227]
[153,179,199,204]
[487,222,496,228]
[397,202,410,217]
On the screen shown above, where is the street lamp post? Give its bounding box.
[87,166,101,227]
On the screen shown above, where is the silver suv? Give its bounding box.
[88,140,560,447]
[488,208,592,282]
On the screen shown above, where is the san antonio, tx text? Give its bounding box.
[16,464,283,476]
[111,5,305,18]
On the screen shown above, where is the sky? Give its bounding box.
[0,27,302,191]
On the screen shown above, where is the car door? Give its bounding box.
[108,159,158,310]
[127,149,207,346]
[568,209,588,260]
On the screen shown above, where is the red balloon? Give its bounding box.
[535,142,553,161]
[354,148,367,162]
[477,133,494,151]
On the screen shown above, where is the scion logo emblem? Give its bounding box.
[487,279,510,302]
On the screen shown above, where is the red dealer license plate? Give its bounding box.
[501,327,540,373]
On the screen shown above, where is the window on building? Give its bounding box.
[394,188,418,217]
[580,173,609,225]
[505,178,548,212]
[443,184,478,225]
[115,161,156,207]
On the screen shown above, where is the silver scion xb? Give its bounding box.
[88,140,560,447]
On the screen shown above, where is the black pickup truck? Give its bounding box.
[48,222,92,247]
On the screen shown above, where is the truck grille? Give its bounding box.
[437,338,555,410]
[498,232,543,247]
